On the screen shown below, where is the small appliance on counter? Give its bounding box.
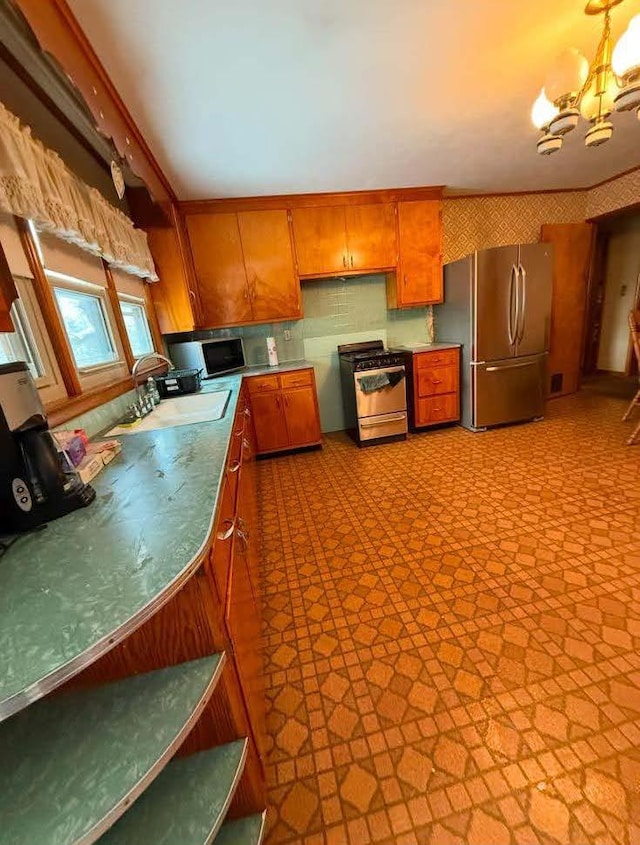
[167,336,245,378]
[154,367,203,398]
[338,341,408,446]
[0,362,95,533]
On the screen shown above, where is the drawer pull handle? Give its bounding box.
[431,378,442,384]
[228,460,241,474]
[217,518,236,541]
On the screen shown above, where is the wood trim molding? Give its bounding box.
[103,260,135,371]
[46,376,134,428]
[15,216,82,397]
[179,186,444,215]
[14,0,175,203]
[144,282,165,355]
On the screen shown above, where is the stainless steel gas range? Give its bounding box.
[338,341,408,446]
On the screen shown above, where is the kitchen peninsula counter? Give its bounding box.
[0,374,244,720]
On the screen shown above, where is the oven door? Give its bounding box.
[354,366,407,419]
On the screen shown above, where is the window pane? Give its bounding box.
[0,300,42,379]
[120,299,154,358]
[54,287,117,369]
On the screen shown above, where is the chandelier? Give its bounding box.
[531,0,640,154]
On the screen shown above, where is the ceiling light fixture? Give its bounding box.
[531,0,640,154]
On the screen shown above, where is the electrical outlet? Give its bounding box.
[283,329,292,341]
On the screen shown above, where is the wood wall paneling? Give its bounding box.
[15,216,82,396]
[541,222,596,397]
[15,0,174,203]
[0,239,18,332]
[180,185,444,215]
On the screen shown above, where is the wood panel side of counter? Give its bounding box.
[61,566,266,816]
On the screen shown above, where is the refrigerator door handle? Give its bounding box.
[508,264,517,348]
[485,360,539,372]
[516,264,527,343]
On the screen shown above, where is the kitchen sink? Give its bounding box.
[107,390,231,435]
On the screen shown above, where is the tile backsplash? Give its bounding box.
[180,274,432,432]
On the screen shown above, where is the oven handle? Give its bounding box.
[360,413,407,427]
[354,365,405,379]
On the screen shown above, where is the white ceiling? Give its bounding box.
[68,0,640,200]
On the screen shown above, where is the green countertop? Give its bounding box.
[0,375,243,721]
[0,655,224,845]
[100,740,247,845]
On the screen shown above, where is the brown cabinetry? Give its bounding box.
[291,203,397,277]
[246,367,322,455]
[387,200,443,308]
[404,346,460,429]
[184,209,301,328]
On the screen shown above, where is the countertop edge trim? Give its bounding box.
[204,738,249,845]
[77,652,227,845]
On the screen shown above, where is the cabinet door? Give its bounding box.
[146,224,195,333]
[185,213,252,327]
[249,391,289,453]
[237,210,301,323]
[345,203,397,271]
[282,386,321,447]
[290,206,348,276]
[396,200,443,306]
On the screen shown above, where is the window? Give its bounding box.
[119,297,154,357]
[53,285,118,369]
[0,298,44,378]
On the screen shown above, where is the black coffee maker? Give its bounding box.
[0,361,95,532]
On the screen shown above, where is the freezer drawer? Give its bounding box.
[472,354,546,429]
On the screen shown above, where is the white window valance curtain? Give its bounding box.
[0,101,158,282]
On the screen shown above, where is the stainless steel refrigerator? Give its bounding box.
[437,243,553,431]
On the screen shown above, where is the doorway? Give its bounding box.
[582,211,640,398]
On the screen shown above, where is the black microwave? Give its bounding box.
[167,337,246,378]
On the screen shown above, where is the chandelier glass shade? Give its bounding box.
[531,1,640,154]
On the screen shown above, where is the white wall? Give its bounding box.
[597,216,640,373]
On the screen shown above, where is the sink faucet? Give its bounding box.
[131,352,174,382]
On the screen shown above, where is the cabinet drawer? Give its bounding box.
[415,348,459,368]
[417,365,458,397]
[416,393,459,426]
[279,369,313,389]
[246,374,279,394]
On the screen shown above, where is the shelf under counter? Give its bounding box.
[216,813,267,845]
[0,376,243,722]
[99,740,247,845]
[0,654,224,845]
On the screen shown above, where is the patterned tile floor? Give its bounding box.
[257,392,640,845]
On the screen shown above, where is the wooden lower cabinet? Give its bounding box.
[246,367,322,455]
[62,381,267,817]
[404,347,461,429]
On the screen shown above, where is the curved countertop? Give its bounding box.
[0,374,244,721]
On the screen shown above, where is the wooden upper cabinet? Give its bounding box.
[237,210,301,322]
[291,206,348,277]
[389,200,443,308]
[345,203,397,272]
[146,224,196,334]
[185,213,252,328]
